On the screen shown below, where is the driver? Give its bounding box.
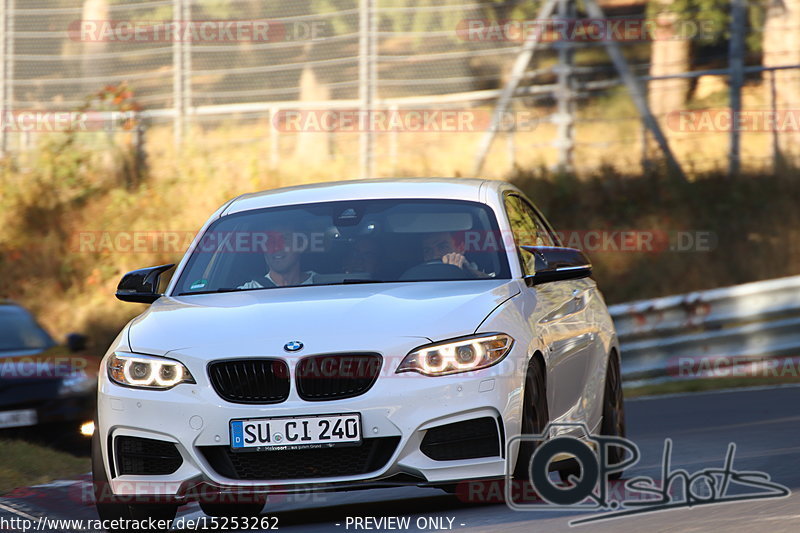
[239,225,318,288]
[421,232,490,279]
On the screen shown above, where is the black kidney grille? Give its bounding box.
[420,417,501,461]
[208,359,290,404]
[116,436,183,476]
[296,354,382,401]
[199,437,400,480]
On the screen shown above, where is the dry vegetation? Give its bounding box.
[1,96,799,354]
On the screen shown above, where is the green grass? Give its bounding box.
[0,440,90,493]
[624,376,800,398]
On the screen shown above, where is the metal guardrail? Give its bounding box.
[609,275,800,387]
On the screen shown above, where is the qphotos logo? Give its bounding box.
[506,423,790,525]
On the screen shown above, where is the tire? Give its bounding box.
[513,356,548,481]
[199,501,265,517]
[557,460,582,485]
[601,350,627,480]
[92,430,178,531]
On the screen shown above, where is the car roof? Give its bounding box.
[223,178,512,215]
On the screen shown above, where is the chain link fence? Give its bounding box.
[2,0,799,178]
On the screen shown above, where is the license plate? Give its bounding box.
[230,413,361,452]
[0,409,37,429]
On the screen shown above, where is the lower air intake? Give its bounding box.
[115,436,183,475]
[420,417,501,461]
[199,437,400,480]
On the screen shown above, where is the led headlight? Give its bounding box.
[397,334,514,376]
[108,352,195,390]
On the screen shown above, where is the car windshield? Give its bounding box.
[0,306,55,352]
[173,199,511,295]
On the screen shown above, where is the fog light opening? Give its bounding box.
[80,421,95,437]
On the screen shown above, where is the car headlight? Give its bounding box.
[58,369,96,396]
[108,352,195,390]
[396,334,514,376]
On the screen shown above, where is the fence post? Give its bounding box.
[0,0,12,158]
[389,104,398,174]
[506,126,516,170]
[359,0,376,179]
[554,0,575,172]
[0,0,6,159]
[134,113,146,179]
[172,0,190,151]
[770,69,781,173]
[182,0,192,141]
[269,106,279,167]
[728,0,745,178]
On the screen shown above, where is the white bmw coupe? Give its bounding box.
[93,178,625,522]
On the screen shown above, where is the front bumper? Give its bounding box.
[97,350,524,500]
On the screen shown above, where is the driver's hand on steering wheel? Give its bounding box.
[441,252,468,269]
[442,252,492,278]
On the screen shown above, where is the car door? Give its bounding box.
[504,193,599,434]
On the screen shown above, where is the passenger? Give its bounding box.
[239,225,318,288]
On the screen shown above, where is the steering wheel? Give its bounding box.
[399,260,476,281]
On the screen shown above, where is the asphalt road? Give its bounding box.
[179,385,800,533]
[2,386,799,532]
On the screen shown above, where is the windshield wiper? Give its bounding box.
[176,287,245,296]
[340,279,386,284]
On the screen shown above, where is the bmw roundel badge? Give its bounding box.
[284,340,303,352]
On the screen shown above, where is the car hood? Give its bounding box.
[127,280,520,356]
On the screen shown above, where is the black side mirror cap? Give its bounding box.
[116,264,175,303]
[520,246,592,286]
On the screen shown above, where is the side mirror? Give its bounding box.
[520,246,592,286]
[116,264,175,304]
[66,333,88,352]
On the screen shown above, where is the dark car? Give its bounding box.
[0,301,98,445]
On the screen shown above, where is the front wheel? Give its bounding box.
[601,350,626,480]
[513,357,548,481]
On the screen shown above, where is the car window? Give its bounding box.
[0,306,55,352]
[504,194,555,275]
[519,199,557,247]
[173,199,511,295]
